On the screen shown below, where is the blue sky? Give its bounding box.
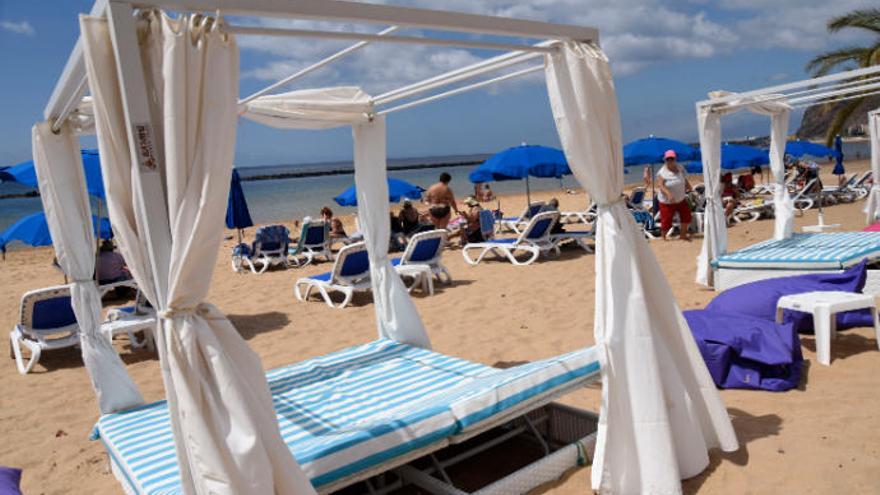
[0,0,875,167]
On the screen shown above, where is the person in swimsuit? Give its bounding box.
[424,172,460,229]
[320,206,347,241]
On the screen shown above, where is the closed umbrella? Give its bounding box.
[334,177,424,206]
[468,144,569,205]
[832,135,845,176]
[225,168,253,245]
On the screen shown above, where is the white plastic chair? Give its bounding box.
[391,229,451,291]
[9,285,80,375]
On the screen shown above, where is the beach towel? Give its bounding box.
[684,310,802,391]
[0,467,22,495]
[706,260,873,332]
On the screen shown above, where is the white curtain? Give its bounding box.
[353,116,432,348]
[696,94,792,286]
[865,109,880,224]
[31,122,144,414]
[695,108,727,288]
[242,86,373,129]
[81,13,316,494]
[545,42,738,494]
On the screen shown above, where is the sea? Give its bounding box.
[1,140,872,234]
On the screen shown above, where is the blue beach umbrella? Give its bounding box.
[784,140,840,160]
[333,177,424,207]
[225,168,253,230]
[684,143,770,174]
[0,149,105,199]
[832,135,845,176]
[0,212,112,255]
[623,136,700,166]
[468,144,569,204]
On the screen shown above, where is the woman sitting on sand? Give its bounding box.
[320,206,348,241]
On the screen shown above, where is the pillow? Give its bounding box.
[0,467,22,495]
[706,260,871,332]
[684,309,802,391]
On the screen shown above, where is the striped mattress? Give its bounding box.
[714,232,880,270]
[93,339,600,494]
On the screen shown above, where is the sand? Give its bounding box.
[0,162,878,494]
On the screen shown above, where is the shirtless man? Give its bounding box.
[424,172,460,229]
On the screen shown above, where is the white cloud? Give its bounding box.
[235,0,874,93]
[0,20,35,36]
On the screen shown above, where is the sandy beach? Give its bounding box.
[1,162,878,494]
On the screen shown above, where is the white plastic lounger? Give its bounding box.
[294,242,371,308]
[713,232,880,291]
[9,285,81,375]
[549,229,595,252]
[498,202,546,234]
[92,339,601,495]
[462,211,560,266]
[289,220,333,267]
[391,229,451,295]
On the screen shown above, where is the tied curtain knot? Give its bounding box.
[158,303,214,320]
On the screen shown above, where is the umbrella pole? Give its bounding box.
[526,176,532,206]
[650,164,655,198]
[94,198,102,282]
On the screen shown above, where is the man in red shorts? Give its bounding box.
[656,149,693,240]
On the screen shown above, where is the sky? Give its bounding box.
[0,0,875,168]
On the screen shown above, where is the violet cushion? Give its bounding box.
[0,467,22,495]
[684,310,802,391]
[706,260,873,333]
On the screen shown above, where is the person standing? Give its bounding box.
[424,172,460,229]
[656,150,693,240]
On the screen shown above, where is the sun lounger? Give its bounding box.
[9,285,81,375]
[498,202,546,234]
[91,338,601,495]
[560,203,596,225]
[294,242,371,308]
[391,229,451,295]
[289,220,333,267]
[233,224,291,273]
[103,292,156,351]
[712,232,880,291]
[549,228,595,252]
[462,211,560,266]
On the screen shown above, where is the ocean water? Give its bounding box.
[1,140,871,233]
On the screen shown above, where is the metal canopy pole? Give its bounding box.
[377,65,544,115]
[239,25,400,105]
[133,0,599,41]
[792,88,880,109]
[106,1,173,305]
[225,25,556,54]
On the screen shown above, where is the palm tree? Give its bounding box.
[805,8,880,145]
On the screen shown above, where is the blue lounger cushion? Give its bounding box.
[93,339,600,494]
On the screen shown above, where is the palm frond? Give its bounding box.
[828,8,880,35]
[823,98,864,146]
[805,46,871,76]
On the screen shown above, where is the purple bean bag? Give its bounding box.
[684,309,802,391]
[706,260,874,333]
[0,467,22,495]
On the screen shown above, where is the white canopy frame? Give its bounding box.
[695,65,880,288]
[39,1,738,494]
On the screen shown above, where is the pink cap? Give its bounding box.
[663,149,677,160]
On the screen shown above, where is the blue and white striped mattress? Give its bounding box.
[93,339,600,494]
[714,232,880,270]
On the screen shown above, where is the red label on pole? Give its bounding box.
[135,123,157,171]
